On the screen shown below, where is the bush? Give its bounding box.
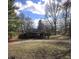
[8,32,18,40]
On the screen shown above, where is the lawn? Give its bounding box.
[49,35,70,40]
[8,40,71,59]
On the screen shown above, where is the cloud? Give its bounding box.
[14,0,48,15]
[61,0,67,3]
[28,3,45,15]
[14,0,53,15]
[14,0,69,16]
[14,9,20,15]
[13,2,22,8]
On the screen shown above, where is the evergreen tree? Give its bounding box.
[38,20,44,32]
[8,0,23,39]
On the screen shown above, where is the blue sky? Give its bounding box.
[15,0,44,4]
[14,0,47,20]
[21,9,45,20]
[14,0,68,20]
[14,0,69,28]
[14,0,68,19]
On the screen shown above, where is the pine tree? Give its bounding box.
[8,0,23,39]
[38,20,44,32]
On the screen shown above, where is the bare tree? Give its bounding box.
[45,0,71,35]
[18,13,34,33]
[45,0,61,35]
[62,0,71,34]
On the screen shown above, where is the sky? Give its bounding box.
[14,0,67,19]
[14,0,69,28]
[14,0,48,19]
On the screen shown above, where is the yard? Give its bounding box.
[8,40,71,59]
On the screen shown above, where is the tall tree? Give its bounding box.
[8,0,23,39]
[62,0,71,34]
[23,17,34,32]
[15,13,34,33]
[8,0,16,18]
[38,20,44,32]
[45,0,60,35]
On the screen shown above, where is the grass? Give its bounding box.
[8,41,70,59]
[49,35,70,40]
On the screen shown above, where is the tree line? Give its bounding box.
[8,0,71,39]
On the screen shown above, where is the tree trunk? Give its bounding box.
[54,19,57,35]
[64,7,67,34]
